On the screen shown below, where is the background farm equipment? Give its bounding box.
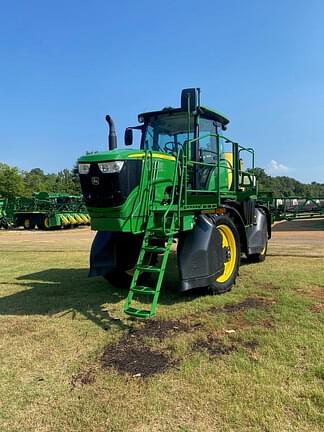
[2,192,90,230]
[258,192,324,221]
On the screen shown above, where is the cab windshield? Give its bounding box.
[142,113,194,154]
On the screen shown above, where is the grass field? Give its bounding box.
[0,220,323,432]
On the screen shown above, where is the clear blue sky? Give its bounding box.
[0,0,323,182]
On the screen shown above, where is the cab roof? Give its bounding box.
[138,105,230,126]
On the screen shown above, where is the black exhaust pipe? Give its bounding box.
[105,115,117,150]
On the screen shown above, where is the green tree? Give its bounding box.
[0,163,26,198]
[54,169,79,194]
[23,168,47,195]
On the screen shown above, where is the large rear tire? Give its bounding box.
[23,218,35,230]
[208,215,240,294]
[38,216,51,230]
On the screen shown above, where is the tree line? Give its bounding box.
[0,163,80,198]
[0,161,323,199]
[251,168,324,197]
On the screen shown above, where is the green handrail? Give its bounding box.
[162,147,183,234]
[131,132,257,235]
[129,150,153,233]
[182,133,256,205]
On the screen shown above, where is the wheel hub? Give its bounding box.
[224,246,231,262]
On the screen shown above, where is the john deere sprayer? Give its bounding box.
[78,88,271,318]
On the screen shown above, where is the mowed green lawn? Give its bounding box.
[0,221,323,432]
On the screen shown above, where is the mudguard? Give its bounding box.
[177,215,224,291]
[89,231,142,277]
[246,208,268,255]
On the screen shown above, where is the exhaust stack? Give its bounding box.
[105,115,117,150]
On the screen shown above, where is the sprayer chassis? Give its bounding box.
[78,88,271,317]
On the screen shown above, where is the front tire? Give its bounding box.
[208,215,240,294]
[104,270,133,288]
[104,254,158,289]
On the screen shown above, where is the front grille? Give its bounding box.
[79,160,142,208]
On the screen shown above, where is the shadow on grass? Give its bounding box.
[0,255,201,329]
[0,268,129,330]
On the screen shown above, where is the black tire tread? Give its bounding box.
[208,214,240,295]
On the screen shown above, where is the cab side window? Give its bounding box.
[199,118,218,164]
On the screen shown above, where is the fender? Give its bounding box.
[256,204,272,239]
[89,231,142,277]
[177,215,224,291]
[245,207,268,255]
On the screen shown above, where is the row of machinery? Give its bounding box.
[78,88,271,318]
[0,192,90,229]
[258,192,324,221]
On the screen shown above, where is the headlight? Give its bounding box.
[78,163,90,174]
[98,161,124,173]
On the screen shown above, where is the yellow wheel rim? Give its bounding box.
[216,224,237,283]
[44,217,50,228]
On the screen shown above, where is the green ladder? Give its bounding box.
[124,222,175,319]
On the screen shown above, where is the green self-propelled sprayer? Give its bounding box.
[78,88,271,318]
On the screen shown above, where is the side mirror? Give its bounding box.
[124,128,133,146]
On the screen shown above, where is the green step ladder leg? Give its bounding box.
[124,218,175,318]
[148,235,173,316]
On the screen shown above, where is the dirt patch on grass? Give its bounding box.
[240,339,259,351]
[100,311,273,377]
[296,285,324,302]
[259,318,275,329]
[309,303,324,313]
[100,319,190,377]
[223,297,276,312]
[101,343,171,377]
[296,285,324,313]
[130,318,191,341]
[192,334,237,357]
[224,314,275,332]
[209,296,276,314]
[70,368,96,388]
[259,282,277,291]
[193,334,260,358]
[223,313,252,330]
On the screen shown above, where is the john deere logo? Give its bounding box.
[91,176,100,186]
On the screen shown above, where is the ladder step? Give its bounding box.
[143,245,166,253]
[136,264,161,273]
[131,285,156,295]
[124,307,152,319]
